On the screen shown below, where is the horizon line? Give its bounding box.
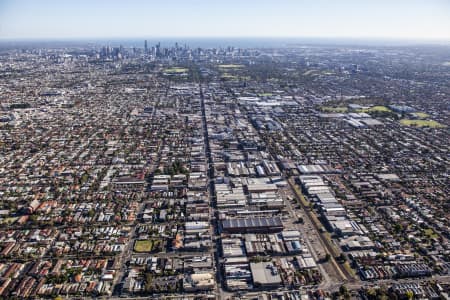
[1,35,450,42]
[1,36,449,48]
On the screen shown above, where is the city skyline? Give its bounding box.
[1,0,450,41]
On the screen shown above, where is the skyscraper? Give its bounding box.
[144,40,148,54]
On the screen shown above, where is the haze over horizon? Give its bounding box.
[0,0,449,42]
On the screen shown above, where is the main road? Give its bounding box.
[199,83,226,300]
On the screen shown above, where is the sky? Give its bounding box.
[0,0,449,41]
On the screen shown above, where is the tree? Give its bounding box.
[339,285,350,299]
[366,287,376,299]
[339,284,348,295]
[338,253,347,263]
[393,223,403,234]
[87,209,95,218]
[405,290,414,300]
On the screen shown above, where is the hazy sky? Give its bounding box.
[0,0,449,40]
